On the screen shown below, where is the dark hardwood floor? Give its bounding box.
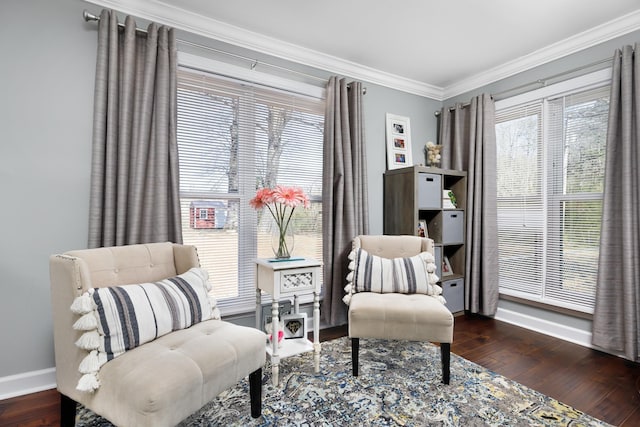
[1,314,639,426]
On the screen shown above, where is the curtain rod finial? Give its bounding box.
[83,10,99,22]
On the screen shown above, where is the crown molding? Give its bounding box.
[442,9,640,100]
[84,1,639,101]
[83,0,444,99]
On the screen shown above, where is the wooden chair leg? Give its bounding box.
[441,343,451,384]
[351,337,359,376]
[60,393,77,427]
[249,368,262,418]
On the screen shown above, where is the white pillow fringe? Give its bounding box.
[342,293,352,306]
[79,349,107,374]
[70,293,95,315]
[73,312,98,331]
[428,272,440,284]
[76,373,100,393]
[348,249,356,260]
[201,268,212,291]
[75,330,100,350]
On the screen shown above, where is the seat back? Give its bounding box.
[49,242,200,401]
[354,235,434,259]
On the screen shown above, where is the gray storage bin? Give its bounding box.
[418,173,441,209]
[442,210,464,244]
[442,278,464,313]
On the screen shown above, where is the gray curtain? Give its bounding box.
[592,43,639,362]
[438,94,499,315]
[88,9,181,248]
[322,77,369,326]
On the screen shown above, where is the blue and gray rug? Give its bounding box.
[77,336,611,426]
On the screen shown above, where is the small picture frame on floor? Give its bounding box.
[442,256,453,276]
[282,313,307,339]
[418,219,428,238]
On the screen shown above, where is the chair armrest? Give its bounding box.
[49,255,90,401]
[173,244,200,274]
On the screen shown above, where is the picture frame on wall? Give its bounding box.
[386,113,412,170]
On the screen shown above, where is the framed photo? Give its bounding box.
[418,219,428,238]
[442,256,453,276]
[282,313,307,339]
[386,113,412,170]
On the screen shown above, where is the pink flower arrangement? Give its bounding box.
[250,186,310,258]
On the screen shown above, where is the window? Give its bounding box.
[495,70,610,313]
[177,63,325,315]
[198,208,208,220]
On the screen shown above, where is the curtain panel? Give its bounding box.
[88,9,182,248]
[322,77,369,326]
[592,43,640,362]
[438,94,499,315]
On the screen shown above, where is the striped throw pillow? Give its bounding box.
[70,267,216,392]
[343,248,442,305]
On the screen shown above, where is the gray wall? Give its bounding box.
[442,29,640,335]
[0,0,96,377]
[360,84,441,234]
[0,0,440,381]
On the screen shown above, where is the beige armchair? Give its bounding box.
[50,242,266,427]
[346,235,454,384]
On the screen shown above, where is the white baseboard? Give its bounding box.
[494,307,594,348]
[0,368,56,400]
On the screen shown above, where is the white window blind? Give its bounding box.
[495,74,609,313]
[177,67,325,315]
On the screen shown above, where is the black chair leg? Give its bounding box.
[60,393,77,427]
[441,343,451,385]
[351,337,359,376]
[249,368,262,418]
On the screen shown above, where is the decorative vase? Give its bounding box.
[270,220,294,259]
[425,142,442,168]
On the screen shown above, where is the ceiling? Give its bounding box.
[89,0,640,99]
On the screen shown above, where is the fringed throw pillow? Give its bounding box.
[343,248,443,305]
[70,267,220,393]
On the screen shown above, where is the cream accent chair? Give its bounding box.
[50,242,266,427]
[347,235,454,384]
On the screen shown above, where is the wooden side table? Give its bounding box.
[255,257,322,386]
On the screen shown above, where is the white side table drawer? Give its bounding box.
[279,267,316,295]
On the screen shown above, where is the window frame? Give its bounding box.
[176,53,326,316]
[495,68,611,314]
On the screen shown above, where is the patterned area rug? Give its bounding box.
[77,337,611,426]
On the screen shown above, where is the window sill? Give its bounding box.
[499,293,593,320]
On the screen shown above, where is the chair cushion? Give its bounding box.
[85,320,266,427]
[348,292,453,343]
[70,267,217,392]
[343,248,441,305]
